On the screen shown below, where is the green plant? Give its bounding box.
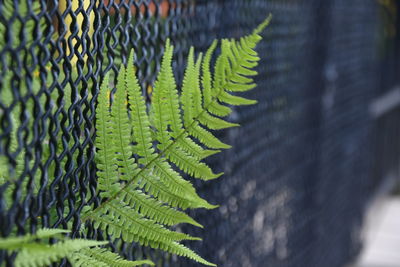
[81,15,272,265]
[0,228,153,267]
[0,11,271,266]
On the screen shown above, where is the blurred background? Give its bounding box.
[0,0,399,267]
[180,1,400,266]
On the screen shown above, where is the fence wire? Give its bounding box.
[0,0,399,267]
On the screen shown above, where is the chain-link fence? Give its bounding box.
[0,0,399,266]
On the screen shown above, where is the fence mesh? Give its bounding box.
[0,0,399,266]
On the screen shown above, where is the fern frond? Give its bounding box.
[197,111,239,130]
[103,57,203,226]
[125,57,156,165]
[164,146,222,180]
[89,15,271,266]
[151,41,219,161]
[188,122,231,149]
[96,73,120,197]
[0,228,70,250]
[14,239,108,267]
[0,229,156,267]
[206,101,232,117]
[92,200,201,245]
[70,247,154,267]
[120,188,203,227]
[0,235,33,250]
[111,65,139,182]
[218,89,257,105]
[150,41,175,146]
[150,158,215,198]
[34,228,71,239]
[153,40,184,137]
[87,52,217,266]
[173,136,220,160]
[69,252,107,267]
[201,40,217,107]
[0,228,108,267]
[192,54,205,116]
[160,242,216,266]
[181,47,198,127]
[136,169,215,209]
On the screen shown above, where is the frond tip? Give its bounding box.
[254,13,273,34]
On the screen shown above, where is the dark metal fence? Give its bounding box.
[0,0,399,266]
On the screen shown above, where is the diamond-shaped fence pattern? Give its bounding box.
[0,0,399,266]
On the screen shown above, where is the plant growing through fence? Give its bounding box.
[0,1,271,265]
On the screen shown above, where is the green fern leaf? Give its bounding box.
[14,239,108,267]
[154,40,185,136]
[96,73,121,197]
[160,242,216,266]
[188,122,231,149]
[0,229,108,267]
[111,64,139,182]
[150,158,212,196]
[34,228,71,239]
[89,15,271,266]
[87,52,217,266]
[181,47,198,127]
[206,101,232,117]
[197,111,239,130]
[0,228,70,250]
[125,58,156,165]
[136,169,216,209]
[151,40,218,160]
[70,247,154,267]
[190,48,239,130]
[173,137,220,160]
[69,252,106,267]
[164,146,222,180]
[120,187,203,227]
[92,201,201,244]
[150,41,175,146]
[0,228,156,267]
[218,90,257,105]
[201,40,217,107]
[0,235,33,251]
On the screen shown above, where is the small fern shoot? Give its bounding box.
[84,14,272,266]
[0,229,154,267]
[0,229,107,267]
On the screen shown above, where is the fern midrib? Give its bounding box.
[83,44,246,223]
